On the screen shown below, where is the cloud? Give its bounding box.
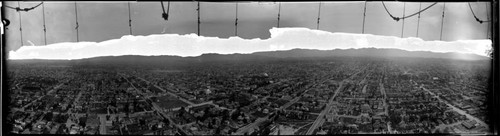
[8,27,491,60]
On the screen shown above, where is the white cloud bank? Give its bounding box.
[9,27,491,60]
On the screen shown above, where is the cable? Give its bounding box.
[161,1,165,19]
[382,1,438,21]
[362,1,367,34]
[277,2,281,28]
[197,1,200,36]
[42,2,47,45]
[75,2,79,42]
[3,18,10,29]
[401,2,405,38]
[235,2,238,36]
[468,3,490,24]
[440,3,445,41]
[128,2,132,35]
[416,2,422,37]
[316,2,321,30]
[160,1,170,20]
[5,2,43,12]
[18,2,23,46]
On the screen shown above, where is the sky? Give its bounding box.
[2,1,493,59]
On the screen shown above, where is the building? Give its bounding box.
[461,120,477,130]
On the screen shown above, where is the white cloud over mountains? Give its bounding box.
[8,27,491,60]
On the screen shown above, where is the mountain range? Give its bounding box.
[252,48,489,60]
[7,48,490,65]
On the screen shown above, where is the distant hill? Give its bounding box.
[252,48,490,60]
[7,48,490,66]
[193,53,279,62]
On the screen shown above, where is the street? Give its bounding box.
[121,73,190,135]
[420,85,488,133]
[20,82,66,111]
[306,68,366,135]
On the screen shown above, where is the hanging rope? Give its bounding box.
[382,1,438,21]
[3,18,10,30]
[468,2,490,24]
[316,2,321,30]
[42,2,47,45]
[416,2,422,37]
[401,2,405,38]
[197,1,200,36]
[18,2,24,46]
[235,2,238,36]
[160,1,170,20]
[128,2,132,35]
[74,2,79,42]
[5,2,43,12]
[277,2,281,28]
[362,1,367,34]
[440,3,445,41]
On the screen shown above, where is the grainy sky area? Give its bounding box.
[2,1,493,59]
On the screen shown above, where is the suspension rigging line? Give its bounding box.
[5,2,43,12]
[128,2,132,35]
[416,2,422,37]
[468,2,490,24]
[3,18,10,30]
[362,1,367,34]
[235,2,238,36]
[401,2,405,38]
[277,2,281,28]
[42,2,47,45]
[74,2,79,42]
[160,1,170,20]
[316,2,321,30]
[382,1,438,21]
[17,2,24,46]
[197,1,200,36]
[440,3,445,41]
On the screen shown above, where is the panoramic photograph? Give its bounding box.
[2,1,495,135]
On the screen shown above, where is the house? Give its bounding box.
[461,120,477,129]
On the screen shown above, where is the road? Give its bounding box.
[123,74,195,105]
[233,79,324,135]
[379,80,392,133]
[306,68,366,135]
[420,85,488,133]
[20,82,66,111]
[69,91,84,114]
[305,81,344,135]
[98,114,107,135]
[233,96,300,135]
[121,74,190,135]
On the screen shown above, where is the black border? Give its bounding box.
[1,0,498,135]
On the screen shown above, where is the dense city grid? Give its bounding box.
[6,56,491,135]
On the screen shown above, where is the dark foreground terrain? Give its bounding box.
[4,48,492,135]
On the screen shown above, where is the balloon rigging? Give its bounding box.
[4,1,492,47]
